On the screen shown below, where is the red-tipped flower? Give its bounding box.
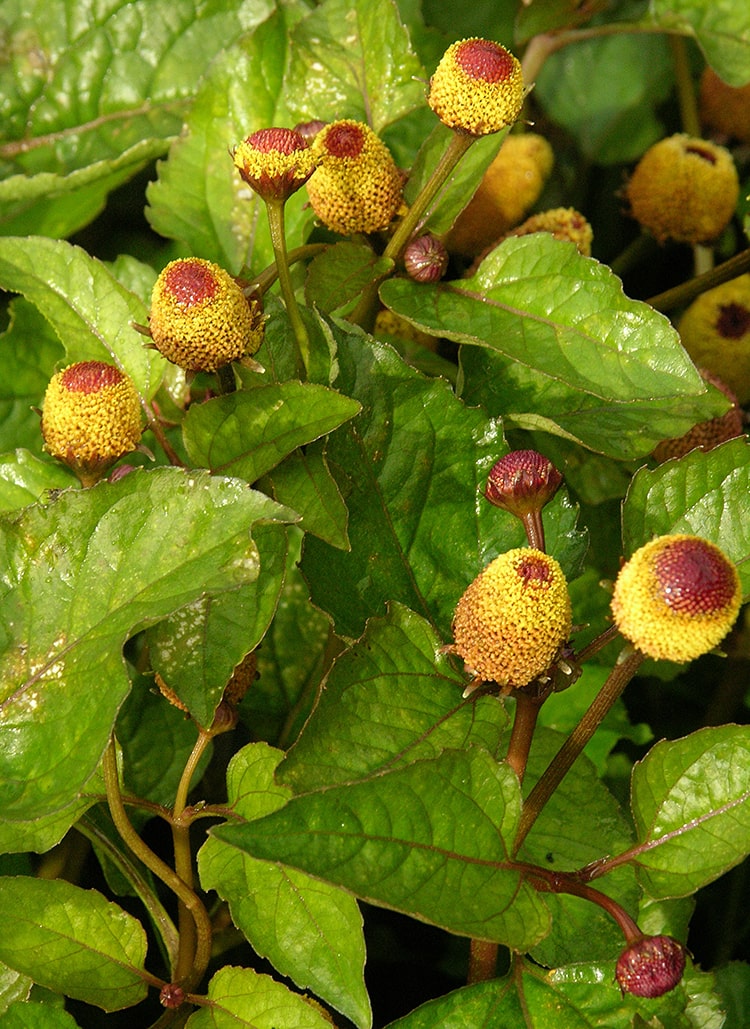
[232,127,318,201]
[428,38,525,136]
[615,935,686,998]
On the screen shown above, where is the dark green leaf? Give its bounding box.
[629,725,750,897]
[284,0,426,132]
[305,242,393,316]
[214,747,551,950]
[381,235,725,459]
[0,468,293,831]
[1,1001,81,1028]
[0,452,74,514]
[198,743,371,1029]
[259,442,350,549]
[648,0,750,86]
[182,383,361,482]
[186,966,336,1028]
[621,438,750,596]
[0,877,147,1011]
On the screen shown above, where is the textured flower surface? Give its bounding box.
[678,274,750,404]
[232,127,318,201]
[42,361,142,483]
[451,548,571,689]
[506,206,593,256]
[306,120,403,236]
[428,38,525,136]
[485,449,562,517]
[611,534,742,663]
[149,258,264,372]
[625,134,739,244]
[616,935,686,998]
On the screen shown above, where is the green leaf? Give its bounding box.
[280,603,509,791]
[213,747,551,950]
[0,237,164,400]
[714,961,750,1029]
[0,452,74,515]
[146,8,312,274]
[259,442,350,549]
[0,468,293,832]
[629,725,750,897]
[533,33,673,164]
[380,235,725,459]
[284,0,426,132]
[182,383,361,482]
[0,877,147,1011]
[1,1001,82,1028]
[621,438,750,596]
[301,323,587,640]
[305,242,394,316]
[186,966,336,1029]
[147,522,289,727]
[198,743,371,1029]
[648,0,750,86]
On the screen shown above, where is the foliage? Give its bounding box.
[0,1,749,1027]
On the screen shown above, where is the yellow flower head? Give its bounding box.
[42,361,142,485]
[428,38,524,137]
[232,127,319,201]
[625,134,739,245]
[306,120,403,236]
[611,534,742,663]
[677,274,750,404]
[451,548,571,690]
[507,207,594,256]
[149,258,264,373]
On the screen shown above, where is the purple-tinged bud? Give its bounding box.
[232,127,318,202]
[404,234,449,282]
[294,119,327,146]
[485,450,562,515]
[160,983,186,1009]
[615,935,686,998]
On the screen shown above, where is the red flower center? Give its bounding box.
[164,261,219,306]
[455,40,515,83]
[324,123,365,158]
[247,127,308,155]
[716,301,750,339]
[517,554,553,585]
[60,361,124,393]
[654,538,737,613]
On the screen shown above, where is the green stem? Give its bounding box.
[102,737,213,988]
[514,648,645,853]
[670,34,701,138]
[264,197,310,378]
[248,243,328,296]
[647,247,750,312]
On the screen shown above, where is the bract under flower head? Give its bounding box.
[611,534,741,663]
[41,360,142,485]
[149,258,264,373]
[428,38,524,137]
[451,547,571,690]
[232,127,318,201]
[306,120,403,235]
[625,134,739,245]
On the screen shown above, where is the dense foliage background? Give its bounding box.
[0,0,749,1026]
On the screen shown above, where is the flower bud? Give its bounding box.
[625,134,739,245]
[149,258,264,373]
[294,119,327,146]
[451,548,571,692]
[428,38,525,137]
[615,935,686,998]
[403,234,449,282]
[678,274,750,404]
[485,449,562,516]
[306,120,403,236]
[611,534,741,663]
[232,127,318,201]
[41,361,142,486]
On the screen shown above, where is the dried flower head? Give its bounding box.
[451,548,571,691]
[41,360,142,486]
[678,274,750,404]
[428,38,524,136]
[232,127,318,201]
[616,935,686,999]
[611,534,742,663]
[306,120,403,236]
[149,258,264,373]
[506,207,593,256]
[446,133,553,257]
[625,134,739,245]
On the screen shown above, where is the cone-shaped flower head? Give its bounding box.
[611,534,741,663]
[232,127,318,201]
[507,207,593,256]
[306,120,403,236]
[616,935,686,999]
[41,361,142,485]
[149,258,264,373]
[625,134,739,245]
[452,548,572,689]
[428,38,524,137]
[678,274,750,404]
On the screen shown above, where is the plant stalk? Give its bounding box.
[264,197,310,377]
